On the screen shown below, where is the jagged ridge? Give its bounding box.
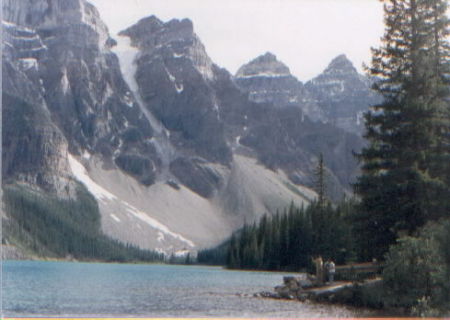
[2,0,376,256]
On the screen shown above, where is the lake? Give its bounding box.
[2,260,378,317]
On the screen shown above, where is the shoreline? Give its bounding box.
[3,259,390,317]
[254,275,406,317]
[0,244,167,265]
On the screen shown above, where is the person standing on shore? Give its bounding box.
[313,256,324,285]
[324,260,330,281]
[326,259,335,283]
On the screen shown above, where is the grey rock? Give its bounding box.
[283,276,314,290]
[299,278,315,289]
[305,54,381,134]
[3,0,160,188]
[2,21,75,197]
[275,285,295,299]
[283,276,299,284]
[254,291,279,299]
[115,154,156,186]
[170,157,223,198]
[235,52,325,122]
[235,52,381,135]
[120,16,232,166]
[236,52,290,78]
[233,53,367,199]
[297,292,309,301]
[239,106,363,200]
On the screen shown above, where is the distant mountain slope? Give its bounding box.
[2,0,372,255]
[305,54,381,134]
[234,52,325,122]
[2,17,75,196]
[233,53,367,196]
[235,52,380,135]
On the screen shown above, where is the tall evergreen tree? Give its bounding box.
[314,153,328,207]
[354,0,450,260]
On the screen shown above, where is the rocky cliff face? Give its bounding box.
[4,0,160,186]
[2,0,372,254]
[120,16,231,167]
[305,54,380,134]
[2,0,183,251]
[233,53,366,195]
[234,52,325,122]
[235,53,380,135]
[2,17,74,197]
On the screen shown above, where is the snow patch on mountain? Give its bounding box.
[112,34,178,175]
[110,214,121,223]
[112,36,140,94]
[69,154,116,201]
[113,34,166,135]
[18,58,38,70]
[174,249,190,257]
[60,68,70,95]
[68,154,194,247]
[175,82,184,93]
[238,72,290,79]
[165,66,176,82]
[123,203,195,247]
[102,83,114,103]
[235,52,291,79]
[2,20,33,32]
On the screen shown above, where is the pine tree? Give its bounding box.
[279,212,290,268]
[227,233,240,269]
[314,153,328,207]
[423,0,450,220]
[269,212,281,270]
[354,0,450,260]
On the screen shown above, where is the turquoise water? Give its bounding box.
[2,260,375,317]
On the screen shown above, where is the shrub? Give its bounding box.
[382,221,450,316]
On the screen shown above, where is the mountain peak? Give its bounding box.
[166,18,194,33]
[324,54,357,75]
[119,15,163,38]
[120,15,198,50]
[235,52,291,78]
[120,15,214,81]
[120,15,195,37]
[256,52,278,63]
[138,15,164,26]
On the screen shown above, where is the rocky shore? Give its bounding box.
[255,275,384,308]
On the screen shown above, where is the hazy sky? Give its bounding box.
[88,0,385,81]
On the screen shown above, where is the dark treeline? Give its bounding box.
[199,201,356,271]
[197,241,228,266]
[3,184,164,263]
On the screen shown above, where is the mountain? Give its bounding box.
[235,52,380,135]
[305,54,381,134]
[234,52,325,122]
[2,0,198,253]
[2,0,368,257]
[2,2,312,255]
[233,53,366,193]
[3,0,158,188]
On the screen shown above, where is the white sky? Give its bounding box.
[88,0,385,82]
